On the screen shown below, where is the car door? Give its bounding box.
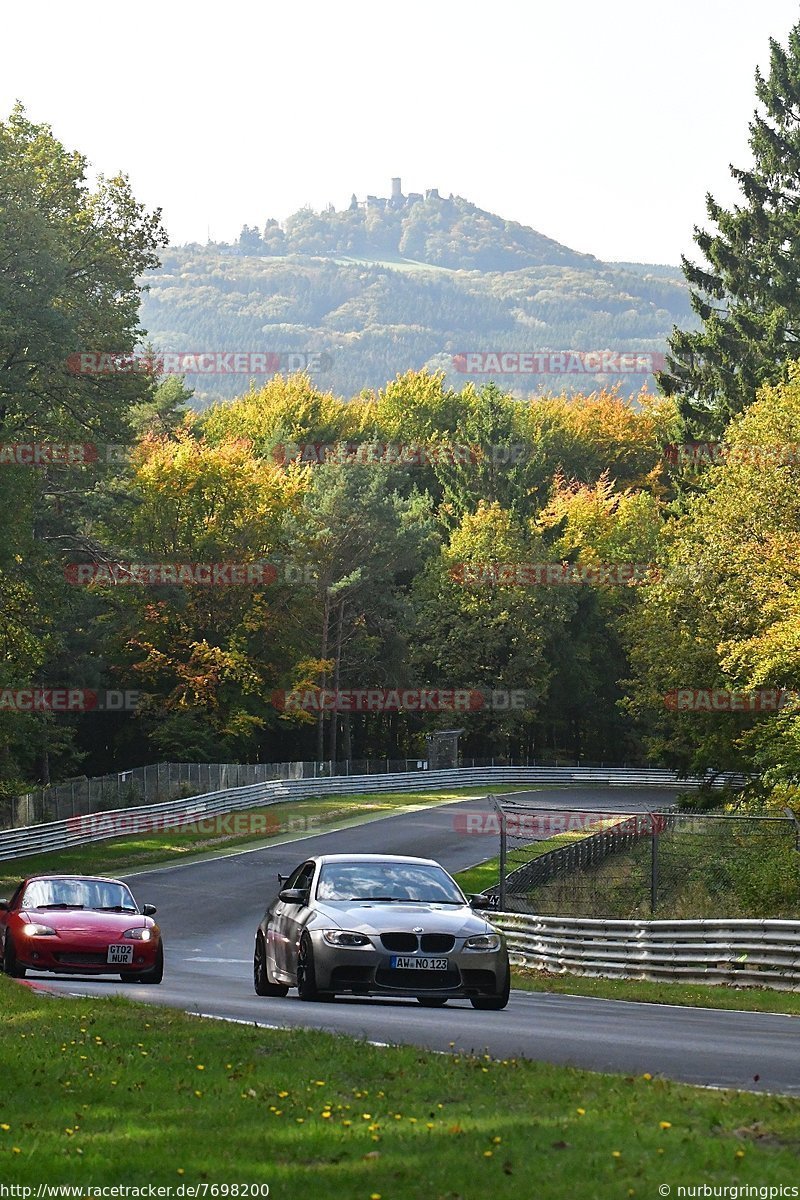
[281,861,317,980]
[270,861,315,977]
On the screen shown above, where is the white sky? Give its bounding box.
[3,0,799,264]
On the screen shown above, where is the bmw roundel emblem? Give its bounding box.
[413,926,423,934]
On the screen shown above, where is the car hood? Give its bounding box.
[311,901,494,938]
[20,909,148,934]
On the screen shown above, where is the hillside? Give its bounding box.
[139,185,695,405]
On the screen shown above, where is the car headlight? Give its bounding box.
[464,933,502,952]
[22,923,57,937]
[321,930,372,948]
[122,927,152,941]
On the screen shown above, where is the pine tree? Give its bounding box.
[659,22,800,432]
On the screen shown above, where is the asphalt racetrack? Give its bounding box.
[23,787,800,1095]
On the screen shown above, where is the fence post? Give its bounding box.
[490,793,507,911]
[650,825,660,915]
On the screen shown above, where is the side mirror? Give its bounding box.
[469,894,492,910]
[0,900,9,912]
[279,888,307,905]
[141,904,157,917]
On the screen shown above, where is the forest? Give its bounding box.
[5,13,800,818]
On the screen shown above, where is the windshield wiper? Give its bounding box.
[97,906,137,913]
[37,903,85,910]
[348,895,404,902]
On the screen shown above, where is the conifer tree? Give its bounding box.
[659,23,800,431]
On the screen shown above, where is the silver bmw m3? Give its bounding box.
[253,853,510,1008]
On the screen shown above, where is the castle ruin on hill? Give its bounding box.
[349,178,444,212]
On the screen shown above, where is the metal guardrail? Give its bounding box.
[0,765,709,863]
[493,912,800,990]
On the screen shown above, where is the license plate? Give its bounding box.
[390,956,449,970]
[107,944,134,965]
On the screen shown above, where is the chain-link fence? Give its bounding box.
[487,797,800,919]
[1,756,658,831]
[2,758,432,829]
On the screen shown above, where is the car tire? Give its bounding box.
[296,933,332,1002]
[3,936,26,979]
[130,945,164,985]
[470,964,510,1010]
[417,996,448,1007]
[254,934,288,997]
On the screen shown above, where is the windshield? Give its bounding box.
[21,879,138,913]
[316,862,465,904]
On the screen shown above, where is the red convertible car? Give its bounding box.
[0,874,163,984]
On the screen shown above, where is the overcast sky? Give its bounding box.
[4,1,799,264]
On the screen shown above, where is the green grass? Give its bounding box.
[1,976,799,1194]
[512,968,800,1015]
[0,786,516,895]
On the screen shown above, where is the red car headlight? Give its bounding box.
[122,927,153,941]
[22,923,57,937]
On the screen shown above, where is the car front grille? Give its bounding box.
[375,967,461,990]
[380,932,457,953]
[53,953,107,965]
[380,932,418,952]
[420,933,455,952]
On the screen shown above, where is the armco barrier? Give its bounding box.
[493,912,800,990]
[0,766,732,863]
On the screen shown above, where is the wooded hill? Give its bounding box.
[140,191,695,405]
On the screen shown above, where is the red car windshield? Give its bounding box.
[21,879,138,912]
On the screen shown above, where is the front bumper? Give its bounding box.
[309,933,508,997]
[16,932,160,975]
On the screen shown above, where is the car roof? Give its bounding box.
[311,854,440,867]
[22,874,130,887]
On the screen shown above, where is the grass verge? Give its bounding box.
[1,975,799,1195]
[511,967,800,1016]
[0,787,513,895]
